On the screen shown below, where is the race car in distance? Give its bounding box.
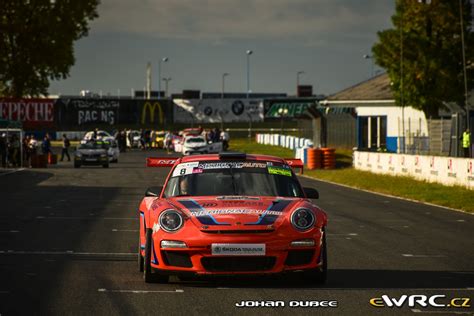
[74,140,109,168]
[182,135,223,155]
[138,153,327,284]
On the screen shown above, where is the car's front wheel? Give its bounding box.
[138,238,144,272]
[303,228,327,284]
[143,228,169,283]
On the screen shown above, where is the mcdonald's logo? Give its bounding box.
[141,102,164,125]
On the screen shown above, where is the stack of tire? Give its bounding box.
[306,148,322,170]
[31,154,48,168]
[322,148,336,169]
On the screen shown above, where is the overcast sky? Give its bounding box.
[48,0,395,97]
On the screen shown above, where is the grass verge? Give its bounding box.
[230,138,474,213]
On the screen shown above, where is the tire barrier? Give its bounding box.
[307,148,323,170]
[31,154,48,168]
[321,148,336,169]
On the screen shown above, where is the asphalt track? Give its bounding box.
[0,150,473,315]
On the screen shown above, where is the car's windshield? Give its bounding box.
[164,160,304,198]
[78,142,107,149]
[186,137,205,143]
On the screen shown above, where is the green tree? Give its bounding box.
[0,0,100,97]
[372,0,474,118]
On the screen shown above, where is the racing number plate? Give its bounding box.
[85,158,97,161]
[211,243,266,256]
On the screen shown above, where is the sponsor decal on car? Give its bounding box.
[267,166,292,177]
[211,243,265,256]
[190,209,284,217]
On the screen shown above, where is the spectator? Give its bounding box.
[10,134,20,167]
[213,128,221,143]
[462,128,471,158]
[29,135,38,155]
[165,132,172,154]
[23,135,31,167]
[0,133,7,168]
[60,134,71,162]
[208,129,215,143]
[41,133,52,156]
[220,130,230,151]
[92,128,98,141]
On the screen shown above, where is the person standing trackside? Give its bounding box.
[462,128,471,158]
[60,134,71,162]
[0,133,7,168]
[42,133,52,156]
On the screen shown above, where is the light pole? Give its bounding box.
[278,107,289,134]
[158,57,169,99]
[296,71,305,96]
[246,50,253,98]
[458,0,469,131]
[222,73,229,99]
[363,54,374,78]
[162,77,172,98]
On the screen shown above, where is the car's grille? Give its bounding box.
[202,230,274,234]
[201,256,276,272]
[82,154,100,158]
[284,250,315,266]
[162,251,193,268]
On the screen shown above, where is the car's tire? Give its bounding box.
[303,229,327,284]
[143,228,169,283]
[102,163,109,168]
[138,238,144,273]
[74,162,81,168]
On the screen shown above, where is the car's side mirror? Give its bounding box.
[145,186,163,197]
[304,187,319,199]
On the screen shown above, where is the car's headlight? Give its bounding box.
[291,208,315,231]
[76,152,82,157]
[100,153,107,157]
[159,210,184,232]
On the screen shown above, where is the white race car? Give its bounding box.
[182,135,222,155]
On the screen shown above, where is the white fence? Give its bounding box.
[354,151,474,190]
[255,133,313,163]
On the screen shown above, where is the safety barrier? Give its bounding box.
[354,151,474,189]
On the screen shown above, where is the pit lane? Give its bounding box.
[0,150,472,315]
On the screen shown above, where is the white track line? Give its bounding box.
[0,230,19,233]
[0,168,25,177]
[0,250,135,256]
[98,289,183,294]
[299,175,473,216]
[35,216,134,220]
[402,254,446,258]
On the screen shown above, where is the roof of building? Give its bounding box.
[326,73,394,102]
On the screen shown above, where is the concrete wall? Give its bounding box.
[354,150,474,189]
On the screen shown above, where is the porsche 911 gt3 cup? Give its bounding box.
[138,153,327,284]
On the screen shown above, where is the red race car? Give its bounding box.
[138,152,327,283]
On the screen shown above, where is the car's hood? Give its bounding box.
[184,142,206,148]
[77,149,106,155]
[166,196,304,231]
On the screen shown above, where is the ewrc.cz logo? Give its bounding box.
[370,295,470,308]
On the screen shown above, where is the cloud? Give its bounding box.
[91,0,393,41]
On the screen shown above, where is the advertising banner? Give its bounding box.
[139,99,173,127]
[354,151,474,189]
[173,99,263,123]
[55,98,172,129]
[56,98,120,127]
[264,99,317,119]
[0,98,55,129]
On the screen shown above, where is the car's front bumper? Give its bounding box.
[75,156,108,165]
[146,230,324,275]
